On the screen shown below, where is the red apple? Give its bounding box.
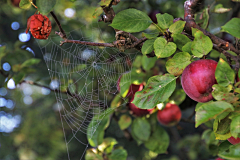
[157,103,182,127]
[181,59,217,102]
[215,158,224,160]
[117,75,143,97]
[227,136,240,145]
[128,97,154,116]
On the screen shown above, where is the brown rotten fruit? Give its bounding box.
[26,14,52,39]
[157,103,181,127]
[181,59,217,102]
[128,97,154,117]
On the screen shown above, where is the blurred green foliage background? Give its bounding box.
[0,0,237,160]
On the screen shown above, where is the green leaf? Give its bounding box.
[214,4,232,13]
[110,9,152,33]
[110,94,123,109]
[36,0,57,15]
[230,115,240,139]
[199,8,210,30]
[98,137,118,153]
[154,37,177,58]
[172,34,191,51]
[132,55,142,68]
[141,39,155,55]
[108,148,128,160]
[210,50,221,58]
[0,46,7,69]
[222,18,240,39]
[182,42,193,54]
[132,74,176,109]
[218,140,232,153]
[213,113,232,140]
[220,51,237,63]
[132,118,151,141]
[92,7,103,18]
[215,58,235,87]
[142,55,157,71]
[191,29,213,58]
[21,58,41,68]
[218,144,240,160]
[119,72,131,97]
[169,21,186,34]
[142,32,159,39]
[195,101,234,127]
[12,72,25,85]
[214,116,231,135]
[212,84,238,103]
[166,52,191,76]
[85,149,104,160]
[87,108,113,147]
[144,126,169,154]
[201,129,219,145]
[168,89,186,105]
[118,115,132,130]
[19,0,32,9]
[98,0,112,6]
[131,127,143,146]
[156,13,174,30]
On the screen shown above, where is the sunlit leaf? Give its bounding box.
[215,58,235,87]
[191,29,213,58]
[118,115,132,130]
[141,39,155,55]
[172,34,191,51]
[169,21,186,34]
[156,13,174,30]
[110,9,152,33]
[222,18,240,39]
[132,74,176,109]
[195,101,234,127]
[154,37,177,58]
[166,52,191,76]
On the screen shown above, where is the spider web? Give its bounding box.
[37,23,139,159]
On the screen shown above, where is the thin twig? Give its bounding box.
[59,39,115,47]
[50,11,67,40]
[184,0,240,56]
[213,44,240,72]
[130,37,147,48]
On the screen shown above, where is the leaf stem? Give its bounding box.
[152,23,165,34]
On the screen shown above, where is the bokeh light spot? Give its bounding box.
[11,22,20,30]
[0,87,7,96]
[7,79,16,90]
[3,62,11,71]
[64,8,75,18]
[26,47,35,56]
[23,96,33,105]
[6,100,14,109]
[50,80,59,90]
[0,113,21,133]
[0,98,7,107]
[19,33,30,42]
[41,88,51,95]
